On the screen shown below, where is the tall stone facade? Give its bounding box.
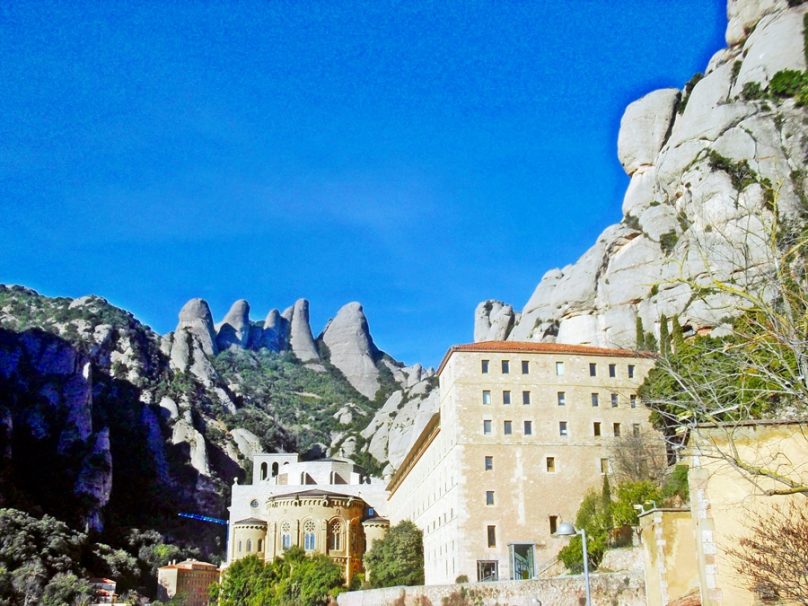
[386,342,661,585]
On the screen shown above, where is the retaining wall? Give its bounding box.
[337,571,645,606]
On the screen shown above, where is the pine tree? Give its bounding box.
[659,314,670,356]
[671,314,684,352]
[635,316,645,350]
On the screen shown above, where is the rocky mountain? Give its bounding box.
[0,285,437,545]
[476,0,808,347]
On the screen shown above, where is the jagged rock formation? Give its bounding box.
[321,302,381,399]
[216,299,252,350]
[477,0,808,347]
[284,299,323,369]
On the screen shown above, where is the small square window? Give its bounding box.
[628,364,635,379]
[504,420,512,435]
[485,455,493,470]
[611,393,618,408]
[483,420,492,435]
[613,422,621,437]
[487,525,496,547]
[600,458,610,474]
[522,390,531,405]
[524,420,533,435]
[559,421,568,436]
[593,422,601,437]
[485,490,495,506]
[557,391,566,406]
[549,515,558,534]
[555,361,565,376]
[589,363,597,377]
[609,363,616,378]
[503,390,511,405]
[546,456,556,472]
[630,394,637,408]
[483,390,491,405]
[591,393,599,407]
[521,360,529,374]
[481,359,489,374]
[632,423,640,437]
[501,360,510,374]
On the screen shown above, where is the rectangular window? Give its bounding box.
[546,456,556,472]
[521,360,529,374]
[557,391,566,406]
[504,420,512,435]
[633,423,640,437]
[609,363,616,378]
[549,515,558,534]
[589,363,597,377]
[630,394,637,408]
[522,390,531,405]
[503,390,511,405]
[628,364,635,379]
[559,421,568,436]
[485,490,495,506]
[555,361,565,376]
[600,458,610,474]
[524,420,533,435]
[611,393,619,408]
[483,390,491,405]
[481,359,489,374]
[613,422,621,437]
[483,420,492,435]
[501,360,510,374]
[593,422,601,437]
[487,525,496,547]
[485,455,493,470]
[591,393,599,407]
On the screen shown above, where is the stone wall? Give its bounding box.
[337,572,645,606]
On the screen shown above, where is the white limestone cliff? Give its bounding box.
[477,0,808,348]
[321,302,381,399]
[283,299,324,370]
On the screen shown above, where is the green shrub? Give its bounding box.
[364,521,424,588]
[769,69,807,97]
[741,80,765,100]
[659,231,679,255]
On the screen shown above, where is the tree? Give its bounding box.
[557,490,610,574]
[640,200,808,496]
[363,521,424,588]
[609,433,668,485]
[210,549,342,606]
[727,501,808,604]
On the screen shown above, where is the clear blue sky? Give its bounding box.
[1,1,725,367]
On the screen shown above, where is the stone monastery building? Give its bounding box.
[227,341,659,586]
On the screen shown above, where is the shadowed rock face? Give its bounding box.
[321,302,381,399]
[216,299,252,350]
[477,0,808,348]
[260,309,288,352]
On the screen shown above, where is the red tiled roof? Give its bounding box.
[437,341,654,375]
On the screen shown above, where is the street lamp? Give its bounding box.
[554,522,591,606]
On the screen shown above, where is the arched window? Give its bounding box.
[260,462,268,481]
[246,539,252,552]
[238,540,242,553]
[281,522,291,550]
[258,538,263,552]
[272,462,279,477]
[303,519,316,551]
[328,519,342,551]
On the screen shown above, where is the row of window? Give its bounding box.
[482,419,641,437]
[481,359,636,379]
[482,390,638,408]
[483,454,612,477]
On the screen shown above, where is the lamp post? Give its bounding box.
[554,522,591,606]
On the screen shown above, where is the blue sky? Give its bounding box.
[1,1,726,367]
